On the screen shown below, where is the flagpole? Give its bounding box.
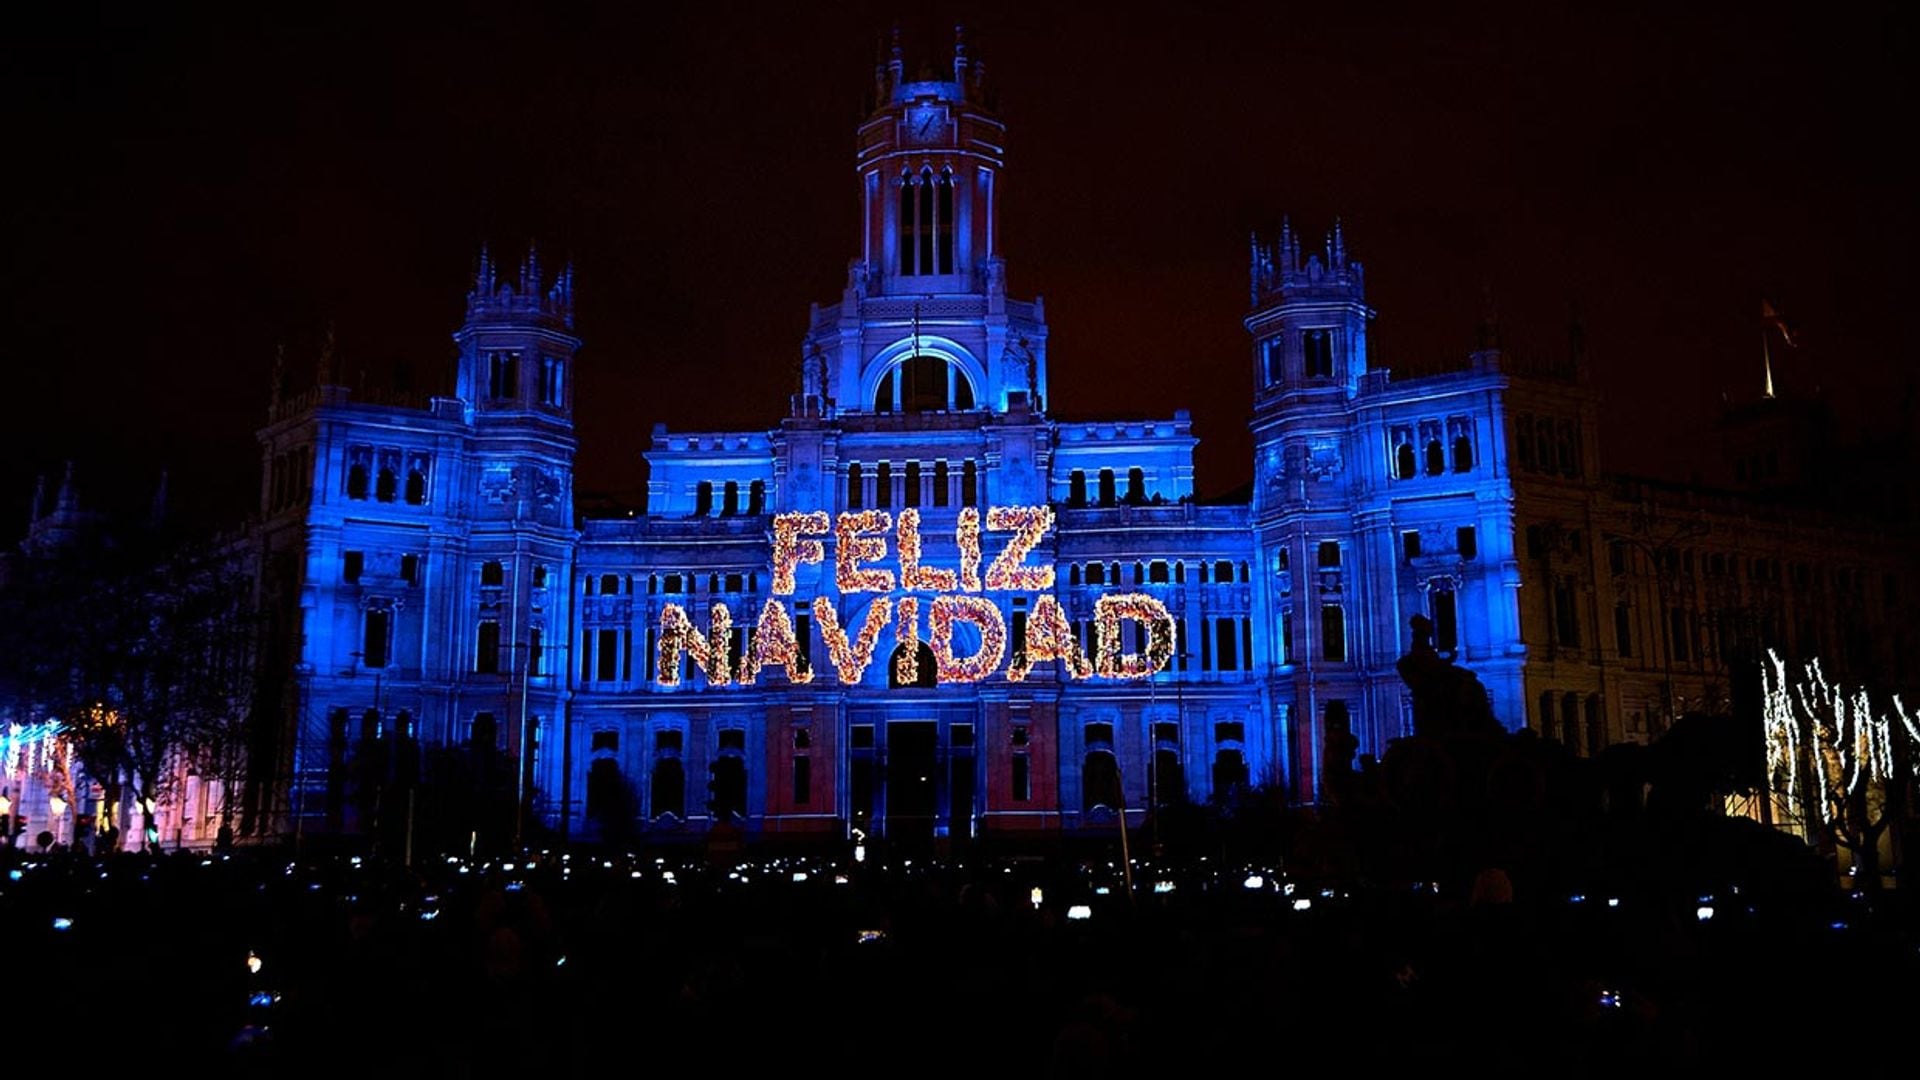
[1762,328,1775,400]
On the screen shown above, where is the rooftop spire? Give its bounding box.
[953,23,968,81]
[1331,218,1347,270]
[888,24,903,86]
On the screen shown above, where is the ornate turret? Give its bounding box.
[454,242,581,420]
[1247,217,1374,396]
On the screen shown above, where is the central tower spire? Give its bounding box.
[855,24,1002,297]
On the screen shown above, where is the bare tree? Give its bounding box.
[1763,650,1918,888]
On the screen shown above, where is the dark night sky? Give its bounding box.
[2,2,1913,533]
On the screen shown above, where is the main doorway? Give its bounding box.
[885,721,939,843]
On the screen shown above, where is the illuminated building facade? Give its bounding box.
[249,34,1911,846]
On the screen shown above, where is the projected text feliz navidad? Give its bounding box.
[655,506,1177,687]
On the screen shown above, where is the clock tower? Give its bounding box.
[856,25,1004,296]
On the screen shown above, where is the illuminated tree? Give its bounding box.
[1762,651,1918,888]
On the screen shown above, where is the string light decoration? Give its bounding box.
[1764,649,1919,832]
[984,505,1055,591]
[1093,593,1177,678]
[894,597,921,684]
[1007,594,1091,681]
[770,511,830,595]
[737,598,812,685]
[930,595,1006,683]
[895,509,958,592]
[2,720,67,778]
[655,603,733,687]
[835,510,896,593]
[956,508,983,592]
[812,596,893,685]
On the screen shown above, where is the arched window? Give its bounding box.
[1098,468,1116,506]
[887,640,938,689]
[1082,751,1121,812]
[347,460,369,500]
[937,171,956,274]
[748,480,765,515]
[1069,563,1081,586]
[1152,749,1185,807]
[898,172,916,276]
[1396,441,1417,480]
[405,461,428,505]
[917,168,937,275]
[707,757,747,820]
[1086,562,1106,586]
[694,481,713,517]
[847,463,863,510]
[1069,470,1087,507]
[1425,438,1445,476]
[376,464,398,503]
[1452,433,1474,472]
[721,480,739,517]
[875,355,975,412]
[586,759,626,822]
[651,758,684,820]
[1212,749,1249,798]
[961,460,978,506]
[1125,467,1145,504]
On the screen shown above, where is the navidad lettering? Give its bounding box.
[655,506,1177,687]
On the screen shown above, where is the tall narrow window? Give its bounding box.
[1554,582,1580,646]
[1302,329,1333,377]
[793,756,811,806]
[748,479,766,515]
[1242,616,1253,670]
[1321,605,1347,662]
[1264,337,1284,384]
[1216,619,1238,672]
[1125,467,1145,504]
[1669,607,1690,663]
[1614,602,1632,657]
[876,461,892,509]
[917,169,936,275]
[405,456,429,505]
[1402,531,1421,562]
[847,463,863,510]
[1538,692,1557,742]
[1451,422,1474,472]
[905,460,921,508]
[1432,588,1458,652]
[343,550,364,584]
[936,172,955,274]
[529,627,544,676]
[1280,609,1294,665]
[1069,470,1087,507]
[1011,753,1031,802]
[1098,468,1116,507]
[400,553,420,586]
[722,480,739,517]
[475,619,500,674]
[376,460,398,503]
[898,174,916,275]
[487,351,519,399]
[1457,526,1477,560]
[598,628,619,682]
[540,355,564,407]
[961,460,978,506]
[363,609,390,669]
[346,458,369,500]
[695,481,713,517]
[934,460,950,507]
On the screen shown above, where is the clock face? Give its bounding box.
[909,107,944,143]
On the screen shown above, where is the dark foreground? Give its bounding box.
[4,843,1915,1077]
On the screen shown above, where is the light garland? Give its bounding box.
[1763,649,1919,831]
[894,597,921,684]
[2,720,68,779]
[655,602,732,687]
[895,509,957,591]
[984,505,1055,591]
[812,595,893,685]
[930,595,1006,683]
[1094,593,1177,678]
[956,508,983,592]
[1007,594,1091,681]
[770,511,830,595]
[835,510,896,593]
[738,598,812,685]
